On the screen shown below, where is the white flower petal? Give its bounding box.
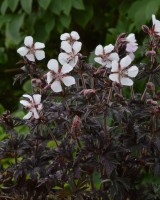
[61,41,72,53]
[24,36,33,47]
[33,94,41,104]
[94,57,103,65]
[120,77,133,86]
[111,60,119,72]
[58,53,70,65]
[22,94,33,101]
[109,74,119,83]
[17,47,29,56]
[61,63,73,74]
[71,31,80,40]
[20,100,31,107]
[105,60,112,68]
[126,33,136,43]
[23,111,32,119]
[34,42,45,49]
[104,44,114,54]
[126,43,138,53]
[60,33,70,40]
[126,65,139,77]
[31,108,39,119]
[47,71,53,84]
[95,45,103,55]
[68,56,78,67]
[26,53,35,62]
[47,59,59,72]
[62,76,75,86]
[35,50,45,60]
[108,53,119,61]
[73,41,82,54]
[152,14,156,26]
[37,103,43,110]
[51,80,62,93]
[120,55,131,69]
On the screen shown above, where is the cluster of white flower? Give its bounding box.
[58,31,82,67]
[17,15,160,119]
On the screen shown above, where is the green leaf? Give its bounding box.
[72,0,85,10]
[60,14,71,28]
[7,0,19,12]
[0,104,4,114]
[1,1,8,15]
[5,14,24,47]
[74,2,93,28]
[50,0,63,15]
[22,80,32,93]
[61,0,72,15]
[20,0,32,14]
[45,18,55,35]
[93,171,101,189]
[38,0,51,10]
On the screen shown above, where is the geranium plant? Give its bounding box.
[1,15,160,200]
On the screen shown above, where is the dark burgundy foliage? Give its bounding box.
[1,24,160,200]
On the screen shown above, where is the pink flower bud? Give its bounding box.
[142,25,150,34]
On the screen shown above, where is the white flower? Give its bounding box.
[17,36,45,62]
[94,44,119,68]
[60,31,80,44]
[152,14,160,36]
[125,33,138,53]
[109,55,138,86]
[46,59,75,93]
[20,94,42,119]
[58,41,82,67]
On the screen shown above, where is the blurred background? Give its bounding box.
[0,0,160,113]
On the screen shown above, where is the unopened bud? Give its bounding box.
[71,115,81,136]
[142,25,150,34]
[146,99,158,106]
[146,82,155,91]
[145,50,156,56]
[80,89,96,96]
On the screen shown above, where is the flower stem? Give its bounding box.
[130,86,135,100]
[141,75,151,101]
[80,73,86,89]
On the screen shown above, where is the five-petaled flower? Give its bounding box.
[94,44,119,68]
[152,14,160,36]
[20,94,42,119]
[17,36,45,62]
[109,55,139,86]
[58,31,82,67]
[46,59,75,93]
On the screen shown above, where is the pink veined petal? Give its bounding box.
[126,44,138,53]
[51,80,62,93]
[104,44,114,54]
[61,41,72,53]
[111,60,119,72]
[68,56,78,67]
[17,47,29,56]
[20,100,31,107]
[34,42,45,49]
[37,103,43,111]
[126,65,139,78]
[23,111,32,119]
[47,59,59,72]
[24,36,33,47]
[22,94,33,101]
[60,33,70,40]
[58,53,70,65]
[61,63,73,74]
[95,45,103,55]
[62,76,75,86]
[94,57,103,65]
[33,94,41,104]
[120,55,131,70]
[71,31,80,40]
[73,41,82,54]
[108,52,119,61]
[47,71,53,84]
[120,77,133,86]
[152,14,156,26]
[35,50,45,60]
[31,108,39,119]
[109,73,120,83]
[26,53,35,62]
[126,33,136,43]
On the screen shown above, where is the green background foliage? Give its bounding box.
[0,0,160,111]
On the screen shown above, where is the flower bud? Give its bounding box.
[80,89,96,96]
[71,115,81,136]
[142,25,150,34]
[32,78,42,87]
[145,50,156,57]
[146,82,155,91]
[146,99,158,106]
